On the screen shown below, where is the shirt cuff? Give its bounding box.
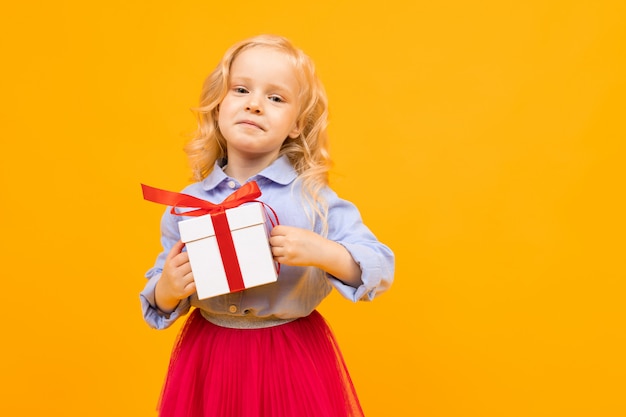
[329,242,393,302]
[139,273,191,329]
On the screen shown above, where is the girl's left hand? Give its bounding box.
[269,225,362,286]
[268,225,324,267]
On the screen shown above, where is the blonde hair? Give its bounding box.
[185,34,332,233]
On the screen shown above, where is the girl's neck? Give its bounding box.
[223,153,278,184]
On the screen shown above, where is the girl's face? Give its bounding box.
[218,46,301,164]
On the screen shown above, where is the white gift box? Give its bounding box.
[178,202,277,300]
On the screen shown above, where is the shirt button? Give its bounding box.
[228,305,238,313]
[227,180,236,189]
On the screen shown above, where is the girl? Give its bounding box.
[141,34,394,417]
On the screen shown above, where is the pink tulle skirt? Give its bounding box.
[158,309,364,417]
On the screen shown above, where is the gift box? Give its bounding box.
[141,181,278,300]
[178,202,277,299]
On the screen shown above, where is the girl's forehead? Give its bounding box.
[229,46,300,87]
[232,46,294,68]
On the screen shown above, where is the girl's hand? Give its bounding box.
[155,240,196,313]
[269,225,363,287]
[269,225,323,267]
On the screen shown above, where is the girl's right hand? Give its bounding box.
[154,240,196,313]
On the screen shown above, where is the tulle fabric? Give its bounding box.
[158,309,364,417]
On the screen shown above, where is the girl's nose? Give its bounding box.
[245,99,262,114]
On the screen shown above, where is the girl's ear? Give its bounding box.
[287,118,303,138]
[288,127,300,139]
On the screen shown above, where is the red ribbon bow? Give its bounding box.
[141,181,275,294]
[141,181,262,217]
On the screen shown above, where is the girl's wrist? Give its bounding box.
[154,280,180,314]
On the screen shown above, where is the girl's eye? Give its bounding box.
[269,95,284,103]
[234,87,248,94]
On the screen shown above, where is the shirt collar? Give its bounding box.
[201,155,297,191]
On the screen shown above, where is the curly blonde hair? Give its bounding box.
[184,34,332,233]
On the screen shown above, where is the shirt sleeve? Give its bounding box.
[323,190,395,301]
[139,207,192,329]
[140,272,192,329]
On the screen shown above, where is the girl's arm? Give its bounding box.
[269,225,363,287]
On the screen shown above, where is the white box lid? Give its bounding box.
[178,202,266,243]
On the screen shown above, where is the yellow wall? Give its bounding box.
[1,1,624,416]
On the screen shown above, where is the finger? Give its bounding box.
[270,245,283,257]
[184,273,195,287]
[166,240,186,261]
[270,225,288,237]
[175,260,192,277]
[178,269,194,286]
[170,271,194,296]
[268,236,278,247]
[182,281,196,297]
[168,247,191,269]
[273,254,289,265]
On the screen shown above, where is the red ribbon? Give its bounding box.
[141,181,265,293]
[141,181,262,217]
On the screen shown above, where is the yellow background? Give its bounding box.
[1,1,624,416]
